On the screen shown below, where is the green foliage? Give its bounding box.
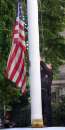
[0,0,18,109]
[52,97,65,126]
[0,79,19,106]
[39,0,65,76]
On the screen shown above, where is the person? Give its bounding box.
[40,59,53,126]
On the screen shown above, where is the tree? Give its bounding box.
[38,0,65,77]
[52,96,65,126]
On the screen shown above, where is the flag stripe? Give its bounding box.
[16,60,24,85]
[7,0,26,94]
[18,65,26,87]
[9,49,22,80]
[16,20,24,30]
[8,47,21,78]
[7,44,19,71]
[7,44,16,69]
[19,33,25,41]
[13,30,19,35]
[12,52,24,83]
[13,39,26,51]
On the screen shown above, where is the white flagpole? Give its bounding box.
[27,0,43,127]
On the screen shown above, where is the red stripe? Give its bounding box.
[19,41,26,52]
[14,30,19,34]
[15,21,24,30]
[9,50,22,80]
[13,39,26,52]
[19,33,25,41]
[22,74,26,93]
[15,21,19,26]
[14,38,19,44]
[19,23,24,30]
[7,45,19,71]
[16,59,24,85]
[19,64,26,87]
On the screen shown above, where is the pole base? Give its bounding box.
[32,119,44,128]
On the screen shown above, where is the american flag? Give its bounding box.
[7,0,26,94]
